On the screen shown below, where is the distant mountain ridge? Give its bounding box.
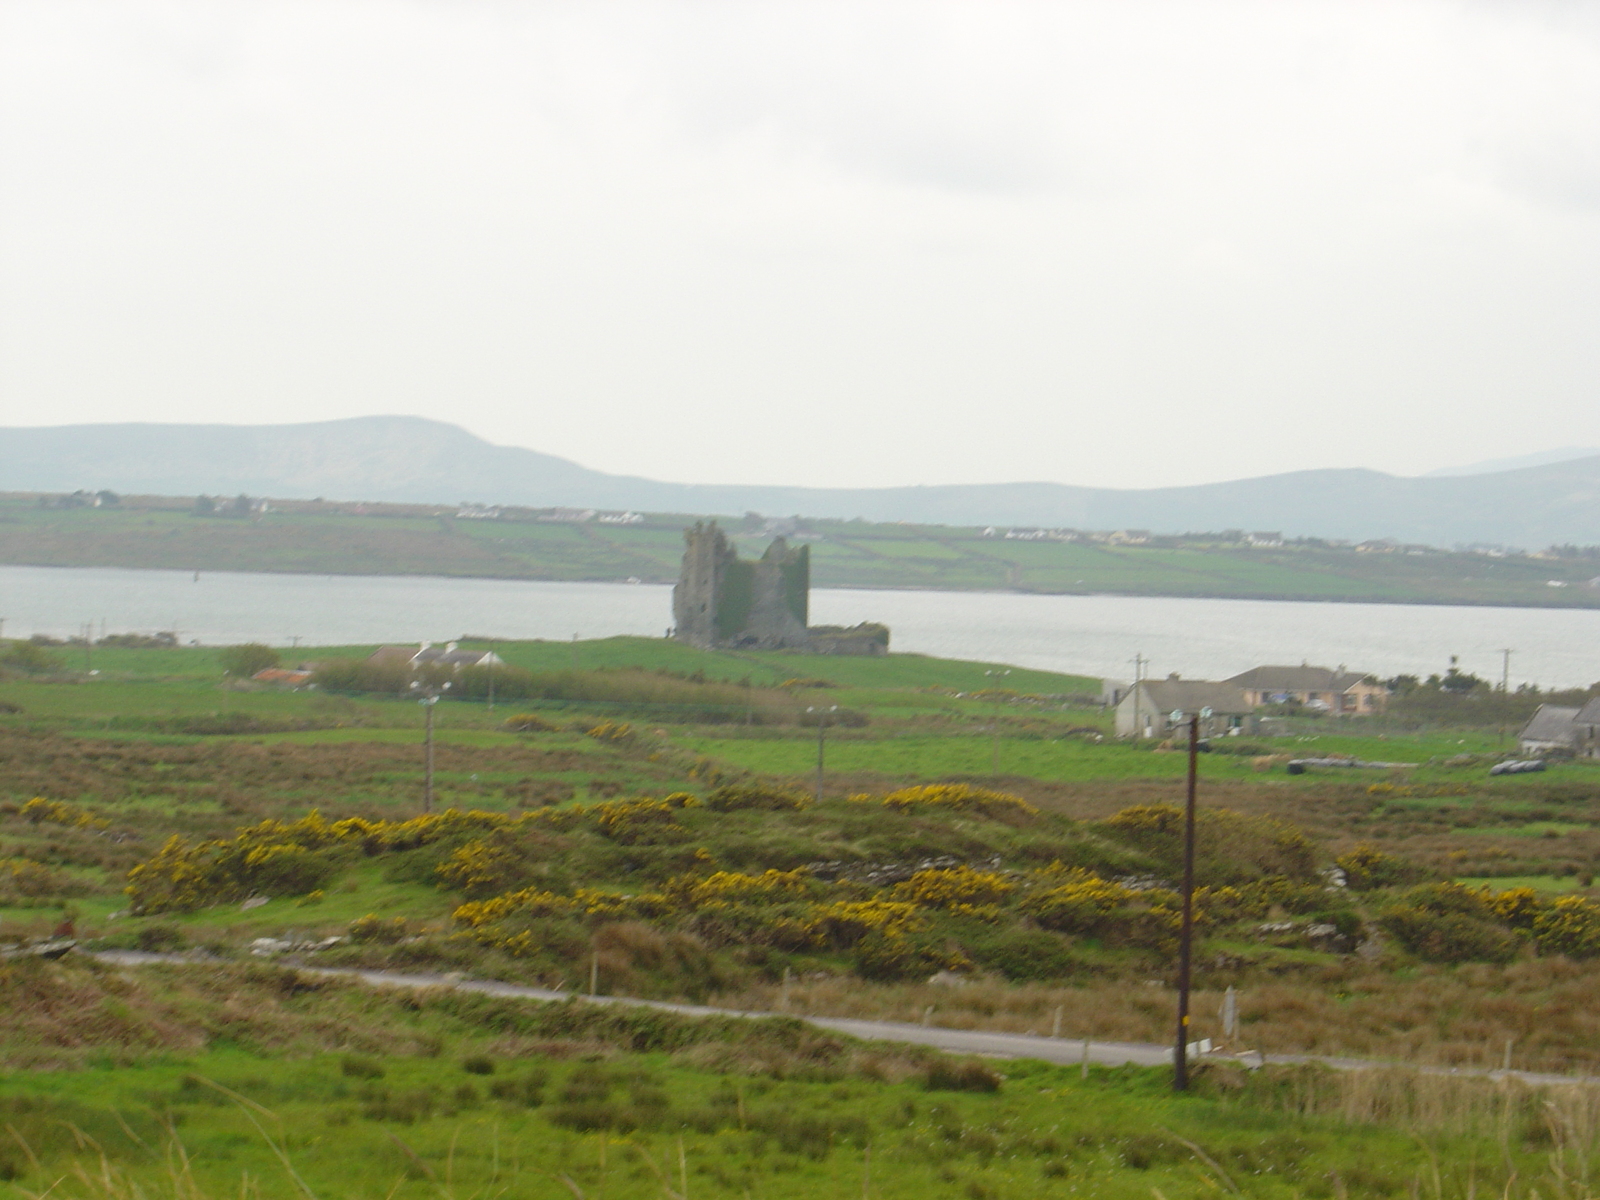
[3,417,1599,548]
[1423,447,1600,477]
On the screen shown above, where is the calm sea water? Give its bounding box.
[3,564,1599,689]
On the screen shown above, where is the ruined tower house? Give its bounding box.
[671,521,890,654]
[671,521,810,650]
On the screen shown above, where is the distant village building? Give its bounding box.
[1519,704,1583,755]
[1224,665,1387,715]
[1113,677,1256,739]
[368,642,504,672]
[251,667,314,687]
[670,521,888,655]
[1518,701,1600,758]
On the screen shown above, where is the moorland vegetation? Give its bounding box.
[4,635,1600,1197]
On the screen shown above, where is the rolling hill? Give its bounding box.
[3,416,1599,548]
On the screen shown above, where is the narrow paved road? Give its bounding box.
[92,951,1596,1088]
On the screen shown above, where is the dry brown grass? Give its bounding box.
[712,954,1600,1075]
[0,728,679,842]
[0,957,444,1069]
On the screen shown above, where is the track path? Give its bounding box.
[92,951,1595,1088]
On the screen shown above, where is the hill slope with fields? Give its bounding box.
[5,417,1600,546]
[3,493,1599,607]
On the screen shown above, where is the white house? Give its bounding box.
[1113,677,1256,739]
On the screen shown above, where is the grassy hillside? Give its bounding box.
[5,493,1600,606]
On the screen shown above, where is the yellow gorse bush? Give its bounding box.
[0,856,85,899]
[891,865,1015,909]
[851,784,1038,818]
[661,868,816,909]
[1486,886,1600,958]
[16,797,110,831]
[125,800,704,914]
[797,899,923,948]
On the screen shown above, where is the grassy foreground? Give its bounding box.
[5,636,1600,1196]
[2,958,1599,1200]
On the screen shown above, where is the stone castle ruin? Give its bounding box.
[671,521,888,655]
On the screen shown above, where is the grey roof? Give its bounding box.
[1226,665,1371,693]
[1576,698,1600,726]
[414,646,495,667]
[368,645,499,669]
[1131,679,1253,716]
[1520,704,1582,744]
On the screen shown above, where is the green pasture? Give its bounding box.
[0,1040,1547,1200]
[1453,875,1587,893]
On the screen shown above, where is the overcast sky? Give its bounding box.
[3,1,1599,491]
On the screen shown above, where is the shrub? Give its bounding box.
[1379,884,1520,964]
[436,834,536,898]
[360,1086,434,1123]
[488,1070,546,1107]
[218,643,281,678]
[462,1055,495,1075]
[891,865,1016,910]
[502,712,557,732]
[17,798,110,831]
[1336,844,1429,890]
[1101,804,1318,885]
[0,641,64,675]
[0,857,89,900]
[133,923,186,952]
[856,784,1037,819]
[1487,887,1600,959]
[963,926,1077,981]
[350,914,412,944]
[922,1059,1002,1092]
[310,658,415,695]
[340,1055,386,1079]
[1020,871,1132,935]
[704,784,810,812]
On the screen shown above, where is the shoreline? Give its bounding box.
[2,557,1599,614]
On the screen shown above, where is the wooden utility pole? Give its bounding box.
[422,696,437,814]
[1174,712,1199,1091]
[985,668,1010,773]
[1129,653,1147,739]
[809,705,837,803]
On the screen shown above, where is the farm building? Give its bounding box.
[1113,677,1255,739]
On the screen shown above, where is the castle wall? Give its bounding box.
[672,524,885,654]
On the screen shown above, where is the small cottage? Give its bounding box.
[1113,677,1256,739]
[1225,665,1387,715]
[367,642,505,672]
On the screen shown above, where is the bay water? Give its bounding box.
[3,563,1598,689]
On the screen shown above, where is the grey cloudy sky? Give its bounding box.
[3,0,1599,490]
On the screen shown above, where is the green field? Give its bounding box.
[7,637,1600,1198]
[7,493,1600,606]
[4,960,1588,1200]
